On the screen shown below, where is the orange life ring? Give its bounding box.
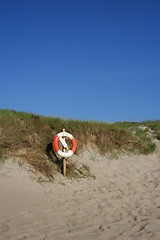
[53,131,76,158]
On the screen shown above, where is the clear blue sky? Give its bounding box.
[0,0,160,122]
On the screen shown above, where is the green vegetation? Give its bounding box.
[64,163,95,179]
[112,121,157,155]
[143,120,160,140]
[0,109,159,178]
[0,150,4,163]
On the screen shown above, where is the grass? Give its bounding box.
[112,121,157,154]
[0,150,4,163]
[143,120,160,140]
[0,109,159,178]
[65,163,95,179]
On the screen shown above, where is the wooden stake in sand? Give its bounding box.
[62,128,67,177]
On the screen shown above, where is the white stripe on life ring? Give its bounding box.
[57,149,74,158]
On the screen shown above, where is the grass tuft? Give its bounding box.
[66,163,95,179]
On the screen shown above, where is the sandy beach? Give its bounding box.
[0,149,160,240]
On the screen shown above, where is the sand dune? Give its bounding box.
[0,150,160,240]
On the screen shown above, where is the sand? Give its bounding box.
[0,149,160,240]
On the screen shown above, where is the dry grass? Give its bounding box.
[0,109,159,178]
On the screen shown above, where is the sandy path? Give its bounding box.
[0,150,160,240]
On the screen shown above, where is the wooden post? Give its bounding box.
[62,128,67,177]
[63,158,66,177]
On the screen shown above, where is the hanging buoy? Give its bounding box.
[53,131,76,158]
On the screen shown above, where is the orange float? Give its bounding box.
[53,131,76,158]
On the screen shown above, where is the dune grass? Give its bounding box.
[143,120,160,140]
[0,109,159,178]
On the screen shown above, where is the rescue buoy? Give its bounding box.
[53,131,76,158]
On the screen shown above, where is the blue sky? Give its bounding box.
[0,0,160,122]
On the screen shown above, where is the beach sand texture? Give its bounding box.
[0,150,160,240]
